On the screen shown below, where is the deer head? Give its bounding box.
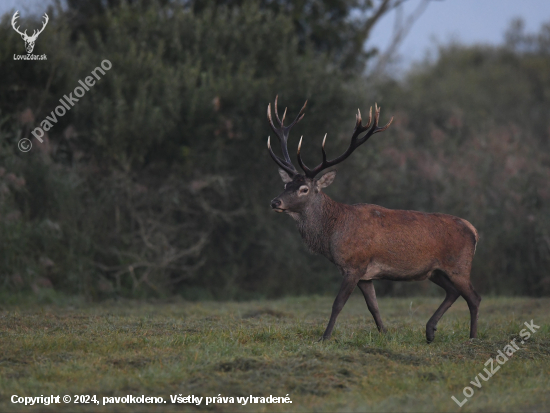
[12,11,49,54]
[267,96,393,214]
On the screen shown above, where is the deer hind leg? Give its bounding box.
[321,275,357,341]
[426,270,460,343]
[357,280,386,333]
[448,274,482,340]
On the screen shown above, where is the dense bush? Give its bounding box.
[361,26,550,295]
[0,2,548,299]
[0,1,372,299]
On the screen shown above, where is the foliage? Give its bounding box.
[0,1,549,299]
[364,37,550,295]
[63,0,390,71]
[0,1,368,298]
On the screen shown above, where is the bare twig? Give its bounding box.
[370,0,433,76]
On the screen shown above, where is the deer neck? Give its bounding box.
[290,192,341,258]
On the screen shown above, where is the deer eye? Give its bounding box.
[299,187,309,194]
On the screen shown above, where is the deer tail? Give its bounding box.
[461,219,479,254]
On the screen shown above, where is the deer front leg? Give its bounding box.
[321,276,357,341]
[357,280,386,333]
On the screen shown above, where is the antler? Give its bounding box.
[11,11,48,40]
[267,96,307,177]
[11,11,26,37]
[297,103,393,178]
[29,13,49,41]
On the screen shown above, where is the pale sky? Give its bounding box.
[2,0,550,68]
[367,0,550,66]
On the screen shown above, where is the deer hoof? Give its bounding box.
[426,326,437,343]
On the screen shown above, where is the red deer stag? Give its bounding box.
[267,96,480,343]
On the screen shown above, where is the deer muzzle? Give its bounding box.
[270,198,285,212]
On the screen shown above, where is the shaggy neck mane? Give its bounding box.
[290,192,342,258]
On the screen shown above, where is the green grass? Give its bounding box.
[1,294,549,412]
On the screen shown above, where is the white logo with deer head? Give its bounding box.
[12,11,49,54]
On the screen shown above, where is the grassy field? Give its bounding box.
[1,293,549,412]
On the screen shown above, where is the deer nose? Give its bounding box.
[271,199,282,209]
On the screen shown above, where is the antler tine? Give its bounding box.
[268,98,307,140]
[267,102,276,132]
[273,95,282,126]
[28,13,49,40]
[284,100,307,131]
[297,104,393,178]
[375,115,394,133]
[369,103,393,134]
[267,97,308,177]
[267,102,287,151]
[268,136,296,176]
[296,135,321,158]
[354,107,373,135]
[366,106,373,128]
[11,11,48,40]
[296,132,329,177]
[296,136,308,174]
[11,11,26,36]
[321,133,328,163]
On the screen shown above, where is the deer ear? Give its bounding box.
[315,170,336,189]
[278,168,293,184]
